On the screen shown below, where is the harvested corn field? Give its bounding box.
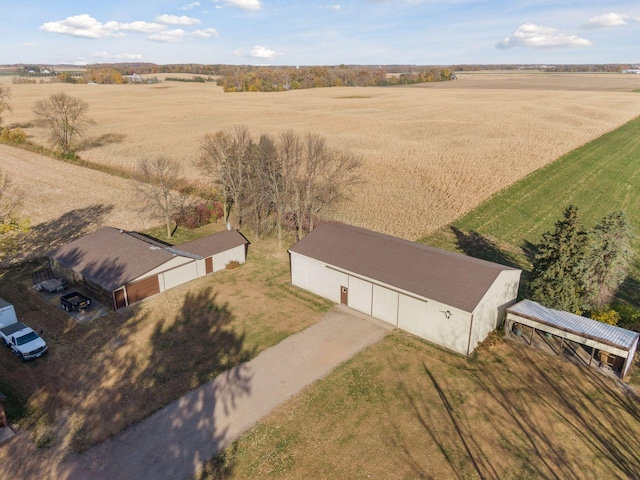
[3,72,640,240]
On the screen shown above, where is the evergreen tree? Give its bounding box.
[529,206,636,314]
[584,211,635,308]
[528,205,590,312]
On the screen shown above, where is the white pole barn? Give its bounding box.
[289,223,521,356]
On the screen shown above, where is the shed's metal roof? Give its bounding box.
[507,299,640,351]
[49,227,177,291]
[289,222,520,313]
[176,230,248,258]
[49,227,250,292]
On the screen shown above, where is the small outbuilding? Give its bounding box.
[49,227,248,310]
[288,222,521,355]
[506,299,640,380]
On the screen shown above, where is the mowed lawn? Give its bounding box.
[196,116,640,479]
[201,333,640,480]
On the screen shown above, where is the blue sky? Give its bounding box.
[1,0,639,66]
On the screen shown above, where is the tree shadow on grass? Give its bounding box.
[614,262,640,311]
[388,340,640,479]
[0,282,254,480]
[54,286,254,480]
[450,227,522,269]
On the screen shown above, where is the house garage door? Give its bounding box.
[126,276,160,304]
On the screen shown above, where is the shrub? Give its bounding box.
[0,127,27,144]
[589,309,620,326]
[173,201,224,230]
[612,303,640,330]
[225,260,240,270]
[282,212,320,235]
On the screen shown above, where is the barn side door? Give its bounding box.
[340,286,348,305]
[113,288,127,310]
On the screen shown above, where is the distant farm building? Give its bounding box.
[289,222,521,355]
[49,227,248,310]
[506,300,639,380]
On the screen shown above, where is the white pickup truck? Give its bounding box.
[0,298,48,361]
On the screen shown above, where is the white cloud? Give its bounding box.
[250,45,282,58]
[325,5,341,10]
[582,12,630,29]
[91,51,143,60]
[496,23,592,50]
[114,53,144,60]
[149,29,187,42]
[91,51,110,59]
[118,21,165,33]
[156,14,201,26]
[181,2,201,10]
[190,28,219,38]
[217,0,262,11]
[40,14,117,39]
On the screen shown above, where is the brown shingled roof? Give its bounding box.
[288,222,519,313]
[49,227,178,291]
[176,229,248,257]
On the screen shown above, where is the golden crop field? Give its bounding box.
[3,72,640,240]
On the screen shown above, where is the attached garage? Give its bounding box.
[506,300,639,380]
[49,227,248,310]
[289,222,521,356]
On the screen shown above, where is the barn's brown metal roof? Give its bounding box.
[288,222,520,313]
[176,229,248,258]
[49,227,177,291]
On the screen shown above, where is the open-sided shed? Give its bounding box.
[289,222,521,355]
[506,299,639,380]
[49,227,248,310]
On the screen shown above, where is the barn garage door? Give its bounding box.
[126,276,160,304]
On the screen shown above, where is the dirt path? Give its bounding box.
[56,306,390,480]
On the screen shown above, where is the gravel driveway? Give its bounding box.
[60,305,391,480]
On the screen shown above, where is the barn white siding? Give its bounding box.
[212,245,246,272]
[398,295,471,355]
[290,253,348,303]
[136,256,193,280]
[288,223,522,356]
[372,284,398,326]
[347,276,373,315]
[160,262,200,291]
[469,270,521,353]
[194,258,207,277]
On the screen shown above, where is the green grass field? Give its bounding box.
[421,114,640,308]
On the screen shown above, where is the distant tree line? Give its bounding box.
[452,64,630,73]
[215,65,455,92]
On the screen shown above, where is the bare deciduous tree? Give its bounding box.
[286,132,362,239]
[136,157,184,238]
[196,125,253,228]
[196,126,363,242]
[0,86,11,127]
[0,169,28,261]
[32,92,95,156]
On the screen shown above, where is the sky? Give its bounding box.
[1,0,639,66]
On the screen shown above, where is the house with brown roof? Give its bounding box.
[288,222,521,355]
[49,227,248,310]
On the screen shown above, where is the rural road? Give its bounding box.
[59,306,391,480]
